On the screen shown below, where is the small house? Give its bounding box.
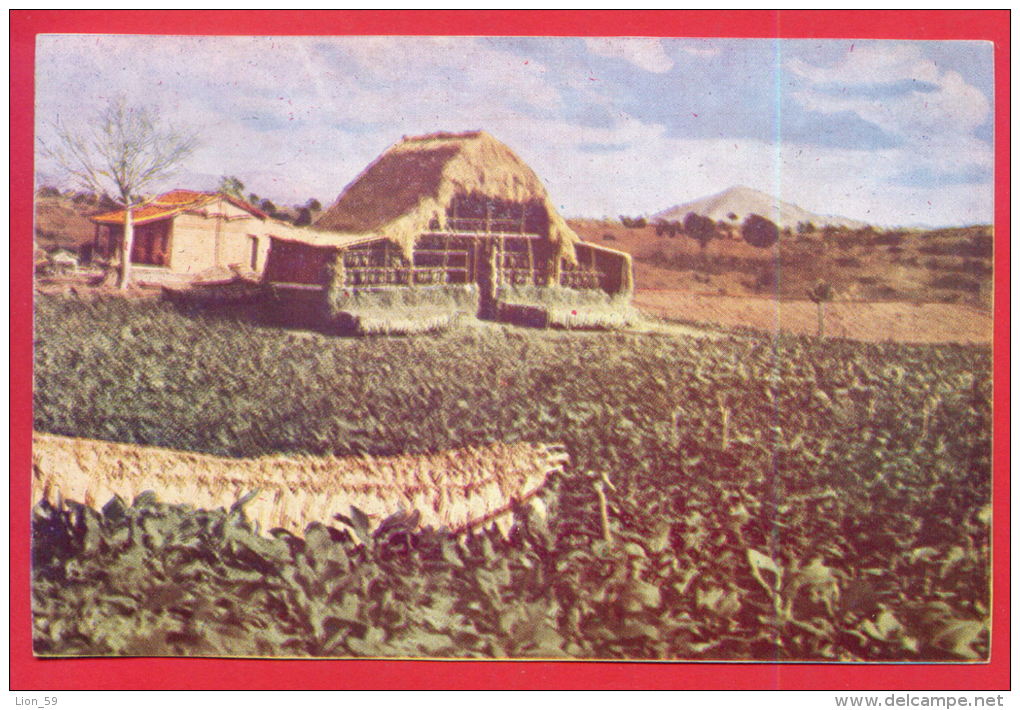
[89,190,296,284]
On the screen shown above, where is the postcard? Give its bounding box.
[13,10,1008,691]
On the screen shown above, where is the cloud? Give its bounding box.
[677,40,721,58]
[787,43,940,85]
[787,43,991,139]
[785,41,992,210]
[584,38,674,73]
[34,36,992,226]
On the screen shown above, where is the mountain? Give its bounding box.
[653,186,867,230]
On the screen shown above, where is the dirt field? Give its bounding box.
[569,219,994,312]
[633,290,994,344]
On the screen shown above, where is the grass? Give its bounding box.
[266,282,481,335]
[495,284,638,329]
[32,293,993,659]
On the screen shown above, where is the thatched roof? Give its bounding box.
[314,131,581,261]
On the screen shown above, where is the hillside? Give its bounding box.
[33,191,320,254]
[32,192,995,314]
[654,186,866,230]
[34,195,98,251]
[571,219,994,311]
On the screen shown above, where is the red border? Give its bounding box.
[10,10,1010,690]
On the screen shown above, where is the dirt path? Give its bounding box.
[633,290,993,345]
[623,318,722,339]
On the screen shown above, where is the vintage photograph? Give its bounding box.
[30,33,994,661]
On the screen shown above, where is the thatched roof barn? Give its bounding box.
[262,130,634,330]
[314,130,582,262]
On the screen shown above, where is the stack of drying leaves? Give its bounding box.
[32,432,569,536]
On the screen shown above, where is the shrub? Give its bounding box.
[741,214,779,249]
[872,231,905,247]
[930,274,981,293]
[654,220,682,238]
[684,212,717,251]
[327,284,480,334]
[619,216,647,229]
[495,284,637,329]
[919,235,993,259]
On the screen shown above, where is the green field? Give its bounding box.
[32,294,993,659]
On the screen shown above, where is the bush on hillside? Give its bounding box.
[741,214,779,249]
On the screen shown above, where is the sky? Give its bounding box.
[35,35,994,227]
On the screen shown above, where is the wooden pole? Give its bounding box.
[526,238,535,286]
[550,248,562,288]
[443,233,450,284]
[495,235,503,288]
[406,241,416,286]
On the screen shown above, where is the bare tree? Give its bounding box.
[808,279,834,338]
[40,97,197,288]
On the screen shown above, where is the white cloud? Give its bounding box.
[584,38,674,73]
[34,36,992,226]
[677,40,721,58]
[786,43,991,141]
[787,43,940,86]
[784,41,992,214]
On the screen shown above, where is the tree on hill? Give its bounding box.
[684,212,718,253]
[306,198,322,212]
[294,206,313,226]
[741,213,780,249]
[218,176,246,201]
[654,220,681,238]
[39,97,198,289]
[808,279,834,338]
[797,221,815,235]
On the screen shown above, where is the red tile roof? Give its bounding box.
[91,190,268,225]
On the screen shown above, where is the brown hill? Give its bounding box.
[655,185,867,230]
[570,219,993,311]
[34,195,97,251]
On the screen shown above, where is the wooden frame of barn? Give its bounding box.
[262,131,634,329]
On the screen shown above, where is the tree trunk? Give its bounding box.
[119,207,134,289]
